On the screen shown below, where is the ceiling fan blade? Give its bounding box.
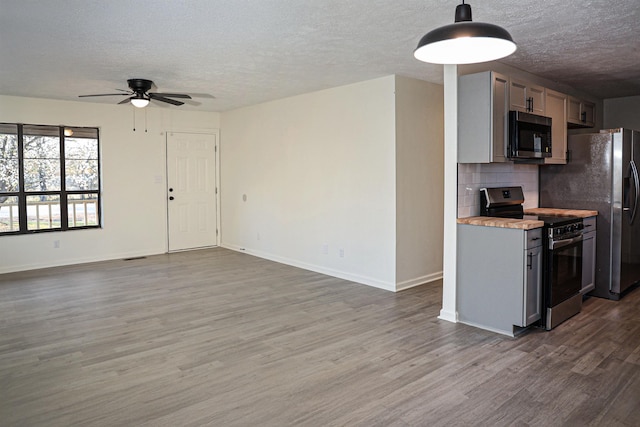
[148,94,184,106]
[79,93,130,97]
[149,92,192,99]
[118,97,133,105]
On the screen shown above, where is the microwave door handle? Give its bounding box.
[632,160,639,224]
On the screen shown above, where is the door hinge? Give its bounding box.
[215,187,218,194]
[216,229,219,235]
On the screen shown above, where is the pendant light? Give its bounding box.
[414,1,516,64]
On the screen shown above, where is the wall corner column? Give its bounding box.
[438,64,458,323]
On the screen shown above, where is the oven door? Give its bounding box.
[547,234,583,307]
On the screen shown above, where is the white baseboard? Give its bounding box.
[221,243,396,292]
[396,271,443,291]
[438,308,458,323]
[0,249,166,275]
[221,244,444,293]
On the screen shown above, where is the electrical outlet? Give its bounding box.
[54,240,60,248]
[257,232,261,241]
[322,244,328,255]
[339,248,344,258]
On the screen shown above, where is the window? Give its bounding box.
[0,123,100,235]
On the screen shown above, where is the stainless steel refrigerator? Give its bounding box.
[539,128,640,300]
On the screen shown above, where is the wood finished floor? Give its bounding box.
[1,248,639,426]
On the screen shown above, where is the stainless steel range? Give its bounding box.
[481,186,584,330]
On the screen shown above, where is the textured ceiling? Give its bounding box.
[1,0,639,112]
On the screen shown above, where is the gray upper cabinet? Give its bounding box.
[458,71,509,163]
[544,89,568,164]
[509,78,545,115]
[567,96,596,128]
[459,71,595,164]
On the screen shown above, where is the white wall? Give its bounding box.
[394,76,444,288]
[0,95,219,273]
[220,76,398,290]
[603,96,640,130]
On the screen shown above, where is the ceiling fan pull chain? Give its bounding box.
[145,108,148,132]
[133,107,136,132]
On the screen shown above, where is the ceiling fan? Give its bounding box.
[79,78,192,108]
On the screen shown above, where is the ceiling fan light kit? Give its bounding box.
[79,78,191,107]
[414,1,516,64]
[130,96,150,108]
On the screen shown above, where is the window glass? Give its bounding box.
[26,194,61,231]
[23,131,61,192]
[65,131,99,191]
[68,193,99,227]
[0,123,100,235]
[0,196,19,232]
[0,126,19,192]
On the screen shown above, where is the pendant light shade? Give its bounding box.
[414,2,516,64]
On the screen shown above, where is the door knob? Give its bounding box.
[169,196,174,201]
[169,188,174,192]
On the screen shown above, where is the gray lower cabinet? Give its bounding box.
[457,224,543,337]
[581,216,597,294]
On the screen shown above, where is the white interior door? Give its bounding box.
[167,132,218,251]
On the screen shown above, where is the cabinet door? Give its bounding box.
[582,230,596,294]
[567,96,582,123]
[529,84,546,115]
[492,73,509,163]
[509,79,528,112]
[568,97,595,127]
[510,79,545,115]
[458,71,508,163]
[581,101,596,127]
[523,245,542,326]
[544,89,568,164]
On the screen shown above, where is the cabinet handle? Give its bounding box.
[581,111,587,123]
[529,97,534,112]
[531,237,540,241]
[527,252,533,269]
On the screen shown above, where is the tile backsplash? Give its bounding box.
[458,163,539,218]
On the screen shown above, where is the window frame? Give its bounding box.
[0,123,101,235]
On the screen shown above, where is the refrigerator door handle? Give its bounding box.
[631,160,639,224]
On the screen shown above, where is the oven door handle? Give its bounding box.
[551,235,583,250]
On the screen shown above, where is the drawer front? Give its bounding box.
[583,216,596,231]
[526,228,543,249]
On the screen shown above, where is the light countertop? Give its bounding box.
[524,208,598,218]
[457,208,598,230]
[457,216,544,230]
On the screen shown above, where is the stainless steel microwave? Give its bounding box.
[508,110,552,160]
